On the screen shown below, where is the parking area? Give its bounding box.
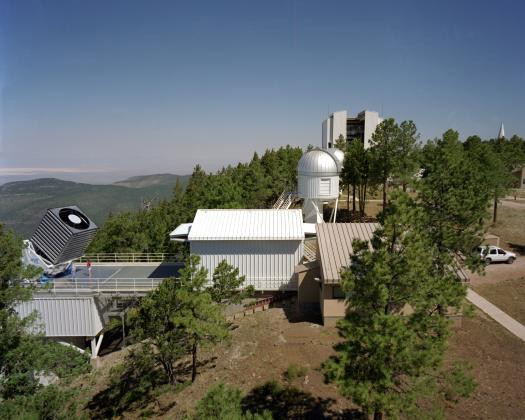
[468,256,525,286]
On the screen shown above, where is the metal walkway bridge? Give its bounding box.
[37,262,183,295]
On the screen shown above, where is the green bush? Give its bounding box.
[194,383,272,420]
[284,363,308,381]
[0,385,82,420]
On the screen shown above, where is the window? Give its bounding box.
[498,249,506,255]
[332,286,345,299]
[320,178,331,195]
[490,248,497,255]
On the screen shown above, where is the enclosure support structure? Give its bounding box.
[90,333,104,359]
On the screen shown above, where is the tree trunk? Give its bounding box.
[347,186,350,213]
[373,410,383,420]
[492,193,498,224]
[191,341,198,382]
[352,184,356,213]
[383,179,387,210]
[402,182,407,192]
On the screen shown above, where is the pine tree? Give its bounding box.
[487,135,525,222]
[342,140,375,218]
[369,118,401,209]
[130,277,188,385]
[416,130,492,274]
[173,256,229,382]
[394,120,420,192]
[210,260,254,305]
[323,193,476,419]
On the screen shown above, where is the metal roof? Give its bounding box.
[297,149,339,176]
[16,296,104,337]
[188,209,304,241]
[316,223,378,284]
[169,223,192,241]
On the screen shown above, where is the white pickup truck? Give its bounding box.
[478,246,516,264]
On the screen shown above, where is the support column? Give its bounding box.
[121,312,126,349]
[90,333,104,359]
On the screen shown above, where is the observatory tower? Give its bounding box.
[297,148,344,223]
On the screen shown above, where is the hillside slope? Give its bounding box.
[113,173,190,188]
[0,176,188,237]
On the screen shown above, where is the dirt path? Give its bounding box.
[501,199,525,209]
[466,289,525,341]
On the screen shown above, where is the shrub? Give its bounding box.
[284,363,308,381]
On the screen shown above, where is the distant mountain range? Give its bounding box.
[0,174,190,238]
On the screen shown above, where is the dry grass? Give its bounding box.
[446,311,525,420]
[488,205,525,248]
[71,301,525,419]
[472,277,525,325]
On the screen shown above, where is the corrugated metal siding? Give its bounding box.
[297,174,339,200]
[16,296,104,337]
[191,240,303,291]
[188,209,304,241]
[317,223,378,284]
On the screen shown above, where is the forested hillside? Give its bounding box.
[87,146,303,253]
[0,175,189,237]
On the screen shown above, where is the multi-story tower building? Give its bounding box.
[322,109,382,149]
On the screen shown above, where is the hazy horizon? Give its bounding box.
[1,0,524,183]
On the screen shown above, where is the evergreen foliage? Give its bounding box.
[324,129,500,418]
[88,146,302,253]
[130,257,250,385]
[0,224,91,415]
[341,139,375,217]
[369,118,401,209]
[416,130,492,274]
[487,134,525,222]
[129,276,189,385]
[395,120,420,191]
[209,260,255,305]
[172,256,230,382]
[194,382,273,420]
[323,192,477,419]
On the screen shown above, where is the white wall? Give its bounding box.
[322,119,330,149]
[190,240,303,291]
[330,111,347,146]
[298,174,339,200]
[361,110,382,149]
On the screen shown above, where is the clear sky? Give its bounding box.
[1,0,524,183]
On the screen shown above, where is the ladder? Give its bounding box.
[273,191,297,209]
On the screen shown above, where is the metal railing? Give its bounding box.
[75,253,183,263]
[38,278,168,295]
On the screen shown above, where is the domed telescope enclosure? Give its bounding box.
[297,148,342,223]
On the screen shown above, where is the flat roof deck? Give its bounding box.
[61,263,182,280]
[37,263,183,295]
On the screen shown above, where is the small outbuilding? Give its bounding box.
[178,209,305,291]
[296,222,378,326]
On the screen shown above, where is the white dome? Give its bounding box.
[325,148,344,170]
[298,149,339,176]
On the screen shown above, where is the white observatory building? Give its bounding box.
[297,147,344,223]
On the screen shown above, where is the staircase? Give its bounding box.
[273,190,298,210]
[303,237,318,262]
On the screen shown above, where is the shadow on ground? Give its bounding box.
[272,298,323,325]
[87,349,215,419]
[508,242,525,255]
[241,380,365,419]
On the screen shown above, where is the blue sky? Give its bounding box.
[1,0,524,183]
